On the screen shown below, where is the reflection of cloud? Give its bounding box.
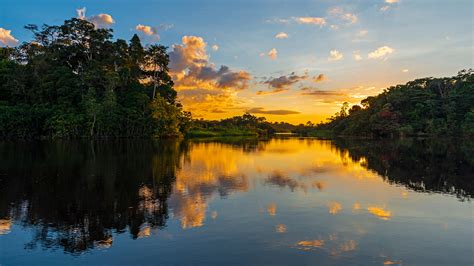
[297,239,325,248]
[384,260,403,265]
[267,202,277,216]
[311,181,325,191]
[0,219,12,234]
[211,211,218,219]
[247,107,300,115]
[339,239,357,252]
[327,201,342,215]
[137,225,152,238]
[352,202,361,212]
[276,224,287,233]
[94,236,113,249]
[367,206,392,220]
[265,172,300,191]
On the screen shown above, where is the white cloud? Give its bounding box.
[385,0,399,3]
[328,50,343,61]
[342,13,358,24]
[212,44,219,51]
[0,28,18,47]
[327,7,358,25]
[356,30,368,38]
[275,32,288,39]
[268,48,278,60]
[294,17,326,26]
[402,69,409,73]
[76,7,114,28]
[380,6,390,12]
[353,50,362,61]
[368,46,394,59]
[330,25,339,30]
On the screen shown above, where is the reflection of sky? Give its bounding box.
[1,138,472,265]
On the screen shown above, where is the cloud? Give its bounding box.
[76,7,114,28]
[211,44,219,51]
[313,74,327,82]
[263,72,309,89]
[356,30,368,38]
[247,107,300,115]
[301,88,345,97]
[0,28,18,47]
[275,32,289,39]
[342,13,358,24]
[380,6,390,12]
[294,17,326,26]
[353,50,362,61]
[135,24,161,40]
[268,48,278,60]
[136,24,156,36]
[169,36,252,117]
[402,69,409,73]
[328,49,343,61]
[256,88,288,95]
[368,46,394,59]
[385,0,399,3]
[327,7,358,25]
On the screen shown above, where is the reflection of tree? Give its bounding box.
[0,140,188,253]
[331,138,473,200]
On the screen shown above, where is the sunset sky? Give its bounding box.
[1,0,472,123]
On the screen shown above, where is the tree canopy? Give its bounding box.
[0,18,189,138]
[317,70,474,137]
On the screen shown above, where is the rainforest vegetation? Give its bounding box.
[0,18,191,138]
[0,18,472,139]
[314,69,474,138]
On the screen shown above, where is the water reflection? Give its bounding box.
[0,138,472,264]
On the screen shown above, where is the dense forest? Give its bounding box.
[317,70,474,137]
[0,18,191,138]
[1,19,472,139]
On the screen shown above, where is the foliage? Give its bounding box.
[0,18,189,138]
[188,113,275,137]
[318,70,474,137]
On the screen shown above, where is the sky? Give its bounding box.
[1,0,473,124]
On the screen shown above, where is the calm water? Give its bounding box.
[0,138,472,265]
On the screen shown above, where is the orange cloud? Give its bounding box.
[0,28,18,47]
[294,17,326,26]
[76,7,114,28]
[268,48,278,59]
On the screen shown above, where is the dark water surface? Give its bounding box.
[0,138,472,265]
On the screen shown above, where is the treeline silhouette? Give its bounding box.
[0,18,191,138]
[318,70,474,137]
